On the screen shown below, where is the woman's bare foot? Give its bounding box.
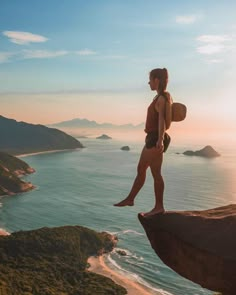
[141,208,165,217]
[113,198,134,207]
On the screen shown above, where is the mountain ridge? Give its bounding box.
[0,115,84,155]
[48,117,144,129]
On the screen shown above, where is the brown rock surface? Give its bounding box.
[0,229,10,236]
[138,204,236,294]
[0,151,35,196]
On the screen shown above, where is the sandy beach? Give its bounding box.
[88,255,161,295]
[17,148,79,158]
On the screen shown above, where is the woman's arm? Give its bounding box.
[165,92,173,130]
[155,96,166,152]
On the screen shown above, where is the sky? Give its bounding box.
[1,0,236,142]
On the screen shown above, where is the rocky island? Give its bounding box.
[0,225,126,295]
[121,146,130,151]
[96,134,112,140]
[138,204,236,295]
[183,145,220,158]
[0,151,35,196]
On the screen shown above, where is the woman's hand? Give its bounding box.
[156,138,164,153]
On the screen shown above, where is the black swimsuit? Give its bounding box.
[145,132,171,152]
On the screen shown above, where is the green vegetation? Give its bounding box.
[0,225,127,295]
[0,151,32,172]
[0,151,34,196]
[0,164,24,194]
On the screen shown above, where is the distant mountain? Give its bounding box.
[0,151,35,196]
[0,115,84,155]
[49,118,144,130]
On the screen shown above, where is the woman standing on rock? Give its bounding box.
[114,68,172,216]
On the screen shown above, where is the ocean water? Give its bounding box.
[0,137,235,295]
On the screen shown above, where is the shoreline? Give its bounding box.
[88,255,161,295]
[0,231,161,294]
[17,148,79,158]
[0,228,10,236]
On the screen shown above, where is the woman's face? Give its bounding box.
[148,76,159,91]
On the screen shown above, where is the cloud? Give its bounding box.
[197,44,225,55]
[22,50,68,59]
[0,50,68,63]
[97,55,127,60]
[0,52,15,63]
[176,15,198,24]
[196,34,234,56]
[75,49,97,56]
[0,48,126,63]
[3,31,48,45]
[207,59,224,63]
[197,35,232,43]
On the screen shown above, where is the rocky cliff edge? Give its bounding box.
[138,204,236,295]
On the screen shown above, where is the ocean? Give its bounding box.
[0,137,235,295]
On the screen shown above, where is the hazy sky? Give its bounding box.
[1,0,236,141]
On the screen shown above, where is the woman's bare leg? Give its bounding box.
[143,150,165,216]
[114,147,149,206]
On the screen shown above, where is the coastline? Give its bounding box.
[17,148,79,158]
[0,228,10,236]
[0,230,160,294]
[88,255,160,295]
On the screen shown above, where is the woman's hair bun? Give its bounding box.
[162,68,168,79]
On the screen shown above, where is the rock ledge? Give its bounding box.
[138,204,236,294]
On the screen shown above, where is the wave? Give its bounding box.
[122,229,145,235]
[114,247,144,262]
[107,253,174,295]
[113,248,162,276]
[111,229,145,236]
[0,228,10,235]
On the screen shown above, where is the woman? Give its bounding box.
[114,68,172,216]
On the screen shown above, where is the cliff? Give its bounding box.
[0,115,84,155]
[138,204,236,295]
[0,225,126,295]
[0,151,35,196]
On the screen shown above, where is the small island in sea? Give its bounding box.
[96,134,112,140]
[121,146,130,151]
[183,145,220,158]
